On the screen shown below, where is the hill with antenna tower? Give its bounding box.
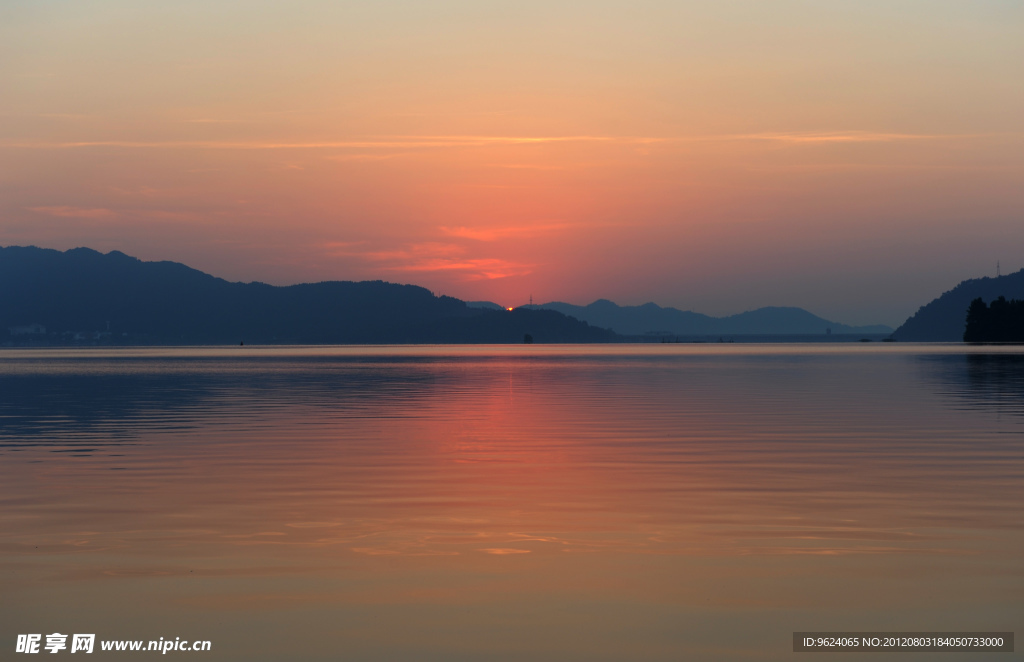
[892,267,1024,341]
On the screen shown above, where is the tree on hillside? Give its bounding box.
[964,296,1024,343]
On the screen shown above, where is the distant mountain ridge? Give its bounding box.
[0,246,615,344]
[470,299,892,336]
[2,246,898,345]
[892,269,1024,341]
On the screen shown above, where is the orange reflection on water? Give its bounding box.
[1,346,1022,660]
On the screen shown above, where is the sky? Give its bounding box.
[2,0,1022,327]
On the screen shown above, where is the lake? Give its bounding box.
[1,345,1021,660]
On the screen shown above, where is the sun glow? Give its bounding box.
[2,1,1022,326]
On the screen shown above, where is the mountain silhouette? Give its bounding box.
[893,269,1024,341]
[0,246,615,345]
[467,299,892,336]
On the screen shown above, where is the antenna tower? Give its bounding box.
[997,261,1001,277]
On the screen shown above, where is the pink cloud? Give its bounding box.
[440,223,571,242]
[353,242,534,280]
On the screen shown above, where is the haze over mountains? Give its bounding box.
[467,300,893,337]
[6,245,1013,345]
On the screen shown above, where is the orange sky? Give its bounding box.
[2,1,1023,325]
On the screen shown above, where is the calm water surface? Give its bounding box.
[1,345,1022,660]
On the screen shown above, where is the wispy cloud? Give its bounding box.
[325,153,407,162]
[440,223,571,242]
[488,163,569,170]
[132,209,209,222]
[362,242,466,263]
[38,113,92,120]
[6,131,1010,152]
[5,136,623,151]
[730,131,973,144]
[108,185,166,197]
[27,205,213,222]
[28,206,115,219]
